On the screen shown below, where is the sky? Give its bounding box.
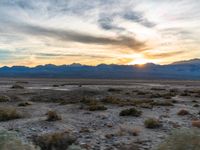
[0,0,200,67]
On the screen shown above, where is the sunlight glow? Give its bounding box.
[128,54,151,65]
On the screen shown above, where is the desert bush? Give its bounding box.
[88,105,107,111]
[107,88,122,92]
[137,91,147,95]
[151,101,174,106]
[177,109,189,116]
[133,99,154,105]
[157,128,200,150]
[11,84,24,89]
[101,96,121,104]
[0,95,11,102]
[144,118,161,129]
[46,111,61,121]
[18,101,33,107]
[33,131,76,150]
[193,104,199,107]
[151,87,165,91]
[119,108,142,117]
[81,97,107,111]
[192,120,200,128]
[68,144,85,150]
[116,125,141,136]
[0,130,38,150]
[0,107,22,121]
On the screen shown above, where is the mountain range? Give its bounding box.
[0,59,200,80]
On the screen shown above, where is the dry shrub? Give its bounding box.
[157,128,200,150]
[88,105,107,111]
[144,118,161,129]
[18,101,33,107]
[151,87,165,91]
[192,120,200,128]
[177,109,189,116]
[0,95,11,102]
[115,125,141,136]
[101,96,121,104]
[152,101,174,106]
[0,130,38,150]
[193,104,199,107]
[33,131,76,150]
[46,111,61,121]
[107,88,122,92]
[119,108,142,117]
[11,84,24,89]
[0,107,22,121]
[81,97,107,111]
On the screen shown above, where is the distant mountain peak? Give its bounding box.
[172,58,200,65]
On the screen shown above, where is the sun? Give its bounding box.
[128,54,151,65]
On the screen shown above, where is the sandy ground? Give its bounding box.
[0,78,200,150]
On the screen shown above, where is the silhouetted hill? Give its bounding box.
[0,59,200,79]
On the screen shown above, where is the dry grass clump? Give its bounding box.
[11,84,24,89]
[193,104,199,107]
[0,95,11,102]
[0,107,22,121]
[157,129,200,150]
[151,101,174,106]
[133,99,154,105]
[0,130,38,150]
[117,143,140,150]
[144,118,161,129]
[18,101,33,107]
[101,96,121,104]
[101,96,134,106]
[177,109,189,116]
[151,87,165,91]
[192,120,200,128]
[33,131,76,150]
[81,97,107,111]
[107,88,122,92]
[46,110,61,121]
[115,125,141,136]
[88,105,107,111]
[119,108,142,117]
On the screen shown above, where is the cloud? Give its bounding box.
[123,10,156,28]
[144,51,185,59]
[2,21,146,51]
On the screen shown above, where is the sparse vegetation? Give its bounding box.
[81,97,107,111]
[18,101,33,107]
[177,109,189,116]
[193,104,199,107]
[33,131,76,150]
[11,84,24,89]
[157,129,200,150]
[144,118,161,129]
[0,95,11,102]
[88,105,107,111]
[115,125,141,136]
[0,107,22,121]
[119,108,142,117]
[46,110,61,121]
[107,88,122,92]
[0,130,38,150]
[151,87,165,91]
[152,101,174,106]
[192,120,200,128]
